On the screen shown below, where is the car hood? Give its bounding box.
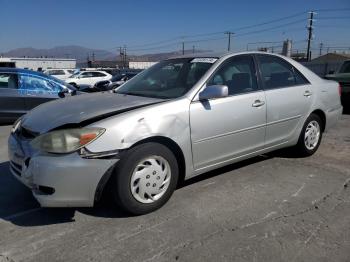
[21,92,165,134]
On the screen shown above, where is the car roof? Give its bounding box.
[168,51,287,60]
[0,67,49,77]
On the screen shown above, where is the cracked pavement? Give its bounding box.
[0,114,349,262]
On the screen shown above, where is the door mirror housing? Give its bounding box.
[198,85,229,101]
[328,70,335,75]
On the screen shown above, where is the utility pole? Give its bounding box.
[92,52,95,62]
[192,45,195,54]
[123,45,127,68]
[182,41,185,55]
[225,31,234,51]
[319,42,323,56]
[306,11,316,61]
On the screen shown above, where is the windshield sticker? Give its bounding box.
[191,58,218,64]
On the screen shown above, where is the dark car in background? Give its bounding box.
[80,72,140,93]
[0,68,76,123]
[325,60,350,108]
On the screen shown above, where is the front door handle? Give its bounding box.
[252,100,265,107]
[304,90,312,97]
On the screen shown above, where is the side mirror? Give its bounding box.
[199,85,229,101]
[328,70,335,75]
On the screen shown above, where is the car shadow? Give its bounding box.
[0,149,303,227]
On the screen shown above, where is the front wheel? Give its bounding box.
[294,114,323,157]
[112,142,179,215]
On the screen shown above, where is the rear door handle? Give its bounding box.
[304,90,312,97]
[252,100,265,107]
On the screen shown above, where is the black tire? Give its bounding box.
[112,142,179,215]
[294,114,323,157]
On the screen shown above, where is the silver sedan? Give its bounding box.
[8,52,342,214]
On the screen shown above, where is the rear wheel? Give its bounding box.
[112,142,178,215]
[294,114,323,156]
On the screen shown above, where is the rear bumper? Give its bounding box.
[8,134,118,207]
[325,106,343,132]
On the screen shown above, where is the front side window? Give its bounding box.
[19,74,62,93]
[0,73,19,89]
[257,55,308,89]
[116,58,214,99]
[207,55,258,95]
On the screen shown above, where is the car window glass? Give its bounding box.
[339,61,350,73]
[207,55,258,95]
[18,74,62,93]
[116,58,214,99]
[92,72,106,77]
[186,62,212,87]
[0,73,19,89]
[257,55,297,89]
[81,72,92,78]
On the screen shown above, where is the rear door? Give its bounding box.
[18,73,61,110]
[256,54,311,147]
[0,72,26,121]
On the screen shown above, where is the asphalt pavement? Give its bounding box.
[0,114,349,262]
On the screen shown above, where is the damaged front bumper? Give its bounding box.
[8,134,119,207]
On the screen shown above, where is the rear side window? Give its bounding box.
[92,72,106,77]
[257,55,308,89]
[0,73,19,89]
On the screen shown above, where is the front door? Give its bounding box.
[0,72,26,121]
[190,55,266,170]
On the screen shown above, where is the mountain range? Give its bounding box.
[0,45,210,62]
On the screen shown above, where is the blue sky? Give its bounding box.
[1,0,350,55]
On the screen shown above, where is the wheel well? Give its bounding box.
[132,136,186,185]
[311,109,326,131]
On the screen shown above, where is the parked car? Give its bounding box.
[81,72,139,93]
[325,60,350,106]
[0,68,77,123]
[8,52,342,215]
[43,69,75,80]
[65,70,112,88]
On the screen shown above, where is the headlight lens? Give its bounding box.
[11,118,22,134]
[30,127,105,153]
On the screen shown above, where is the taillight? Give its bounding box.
[338,83,342,97]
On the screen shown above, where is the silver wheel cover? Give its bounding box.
[304,120,321,150]
[130,155,171,204]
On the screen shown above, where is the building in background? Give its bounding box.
[0,57,76,71]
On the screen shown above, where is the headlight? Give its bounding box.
[30,127,105,154]
[11,118,22,134]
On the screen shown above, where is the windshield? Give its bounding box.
[115,58,216,99]
[339,61,350,73]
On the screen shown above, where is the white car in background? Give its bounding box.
[65,71,112,88]
[44,69,75,80]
